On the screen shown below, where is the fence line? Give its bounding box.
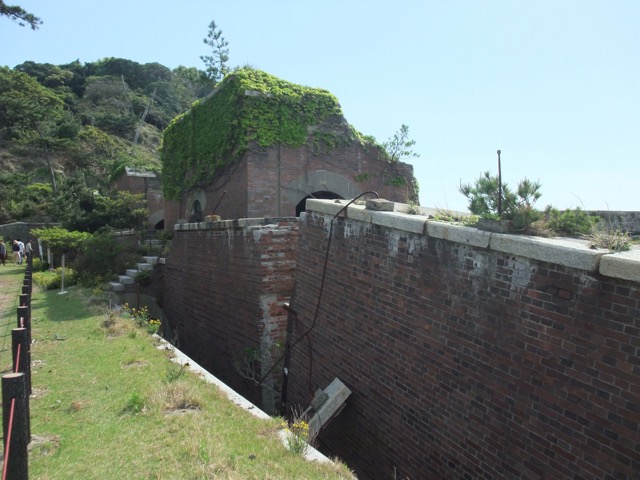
[1,259,32,480]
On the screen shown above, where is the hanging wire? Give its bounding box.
[258,191,379,392]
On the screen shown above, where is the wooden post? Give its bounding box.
[11,329,31,437]
[2,373,29,480]
[11,329,30,393]
[19,294,29,308]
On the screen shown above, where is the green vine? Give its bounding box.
[161,68,358,200]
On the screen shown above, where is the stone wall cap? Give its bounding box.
[427,221,491,248]
[489,233,606,271]
[599,247,640,282]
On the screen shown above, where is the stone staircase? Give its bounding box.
[108,237,168,292]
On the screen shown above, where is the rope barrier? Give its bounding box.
[2,397,16,480]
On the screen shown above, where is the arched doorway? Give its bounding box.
[190,200,203,222]
[296,191,344,216]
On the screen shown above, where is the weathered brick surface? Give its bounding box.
[164,142,413,226]
[161,219,298,411]
[287,211,640,480]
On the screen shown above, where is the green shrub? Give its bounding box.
[32,267,77,290]
[459,172,542,232]
[31,257,50,272]
[545,207,596,236]
[73,231,137,287]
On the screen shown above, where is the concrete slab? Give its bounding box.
[427,221,491,248]
[490,234,606,271]
[371,211,427,234]
[108,282,124,292]
[599,248,640,282]
[118,275,135,285]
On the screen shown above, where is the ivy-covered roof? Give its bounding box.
[160,68,360,200]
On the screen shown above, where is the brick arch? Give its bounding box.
[185,190,207,222]
[283,170,361,209]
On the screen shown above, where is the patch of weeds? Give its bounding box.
[151,381,202,413]
[146,318,161,334]
[101,308,136,337]
[281,405,317,456]
[588,225,631,252]
[282,417,311,456]
[164,363,187,383]
[123,303,161,334]
[121,391,146,415]
[403,197,420,215]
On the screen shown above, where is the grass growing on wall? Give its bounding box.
[19,283,354,479]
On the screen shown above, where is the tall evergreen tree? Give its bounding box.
[200,20,230,84]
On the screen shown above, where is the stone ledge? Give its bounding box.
[371,211,427,234]
[489,234,607,272]
[427,221,491,248]
[305,199,640,279]
[174,217,299,232]
[599,249,640,282]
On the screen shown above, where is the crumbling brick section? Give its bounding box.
[161,219,298,412]
[287,211,640,480]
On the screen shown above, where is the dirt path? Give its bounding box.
[0,264,27,370]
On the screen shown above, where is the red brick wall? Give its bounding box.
[165,142,414,226]
[161,218,298,411]
[287,210,640,479]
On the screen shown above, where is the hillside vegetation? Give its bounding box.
[0,58,212,224]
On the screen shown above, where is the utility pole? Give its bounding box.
[497,149,502,217]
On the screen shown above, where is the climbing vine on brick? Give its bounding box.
[161,68,365,200]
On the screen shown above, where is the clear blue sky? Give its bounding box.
[2,0,638,212]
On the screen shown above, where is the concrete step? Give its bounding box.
[118,275,135,285]
[137,263,153,272]
[143,256,159,265]
[108,282,125,292]
[126,269,140,277]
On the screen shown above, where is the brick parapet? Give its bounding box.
[162,217,299,412]
[286,199,640,479]
[306,198,639,282]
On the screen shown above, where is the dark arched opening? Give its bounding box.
[154,220,165,230]
[296,191,343,217]
[189,200,203,222]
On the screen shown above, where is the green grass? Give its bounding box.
[0,265,24,367]
[21,285,354,479]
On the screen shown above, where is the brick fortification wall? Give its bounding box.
[287,199,639,480]
[161,218,298,412]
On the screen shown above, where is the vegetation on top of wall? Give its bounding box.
[160,68,375,200]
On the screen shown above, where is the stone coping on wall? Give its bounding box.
[174,217,297,232]
[304,198,640,283]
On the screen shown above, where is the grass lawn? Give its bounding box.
[6,280,355,479]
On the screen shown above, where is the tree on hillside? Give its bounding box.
[0,67,64,191]
[200,20,230,83]
[0,0,41,29]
